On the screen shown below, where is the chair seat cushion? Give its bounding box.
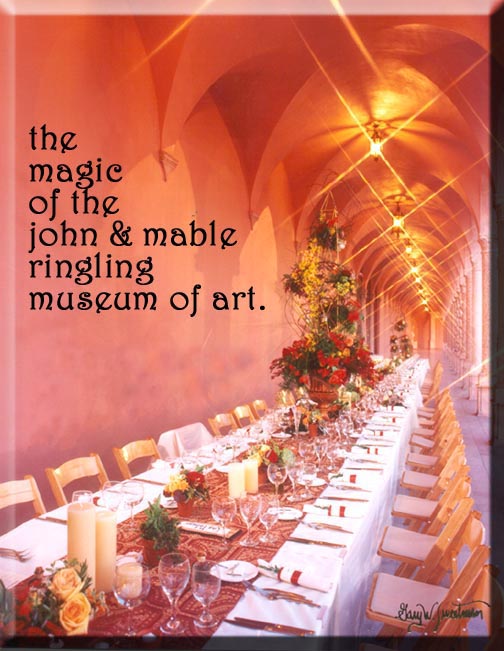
[410,435,435,449]
[414,426,436,437]
[369,572,447,619]
[380,526,436,561]
[401,470,437,489]
[392,494,438,519]
[407,452,438,468]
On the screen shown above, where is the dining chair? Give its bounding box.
[230,404,257,428]
[113,438,161,479]
[406,425,462,474]
[392,465,470,534]
[377,497,474,582]
[366,544,490,637]
[0,475,46,518]
[157,422,214,459]
[208,412,239,437]
[400,443,466,498]
[45,453,109,506]
[249,399,268,420]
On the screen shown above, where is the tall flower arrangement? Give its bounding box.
[270,194,376,395]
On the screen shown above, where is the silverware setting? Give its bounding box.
[242,580,319,607]
[216,562,244,577]
[0,547,32,562]
[301,520,353,534]
[224,616,315,635]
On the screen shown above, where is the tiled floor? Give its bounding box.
[358,353,491,639]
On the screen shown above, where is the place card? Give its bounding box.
[178,520,242,539]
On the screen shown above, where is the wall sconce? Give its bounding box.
[367,121,386,160]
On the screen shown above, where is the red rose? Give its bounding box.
[186,471,205,487]
[265,449,279,463]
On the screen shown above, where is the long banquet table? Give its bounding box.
[1,357,428,645]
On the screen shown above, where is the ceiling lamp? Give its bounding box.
[367,121,386,160]
[404,238,413,256]
[391,203,404,239]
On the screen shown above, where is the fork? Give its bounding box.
[216,562,243,577]
[0,547,32,562]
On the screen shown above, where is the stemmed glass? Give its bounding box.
[301,461,317,498]
[121,480,144,530]
[259,494,279,544]
[71,490,93,504]
[298,439,315,462]
[113,561,151,637]
[267,463,288,496]
[158,553,191,633]
[191,560,221,629]
[314,436,329,468]
[286,459,304,503]
[101,481,123,512]
[291,405,301,438]
[211,496,237,546]
[238,493,260,547]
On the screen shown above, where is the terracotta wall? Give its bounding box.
[9,15,293,520]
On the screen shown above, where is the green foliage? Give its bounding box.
[140,496,180,552]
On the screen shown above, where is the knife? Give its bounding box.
[302,521,353,534]
[224,617,315,636]
[318,496,369,503]
[242,580,319,607]
[344,466,383,472]
[288,537,347,549]
[136,478,166,487]
[37,515,67,525]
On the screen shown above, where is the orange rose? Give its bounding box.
[59,592,91,635]
[50,567,83,602]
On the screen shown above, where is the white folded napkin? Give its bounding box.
[257,558,332,592]
[304,501,366,518]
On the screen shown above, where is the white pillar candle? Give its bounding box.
[67,501,96,586]
[116,562,143,599]
[95,510,117,593]
[243,459,259,494]
[227,462,245,498]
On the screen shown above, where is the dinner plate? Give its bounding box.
[271,432,292,440]
[212,560,258,583]
[161,496,178,509]
[298,477,326,487]
[277,507,303,521]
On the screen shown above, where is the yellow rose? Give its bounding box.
[50,567,84,602]
[167,476,189,493]
[59,592,91,635]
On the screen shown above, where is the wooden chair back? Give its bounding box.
[421,470,471,535]
[425,445,467,500]
[249,399,268,420]
[113,438,161,480]
[411,497,474,584]
[231,404,256,427]
[0,475,46,517]
[208,412,238,436]
[45,453,109,506]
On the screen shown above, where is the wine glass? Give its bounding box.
[267,462,288,496]
[238,493,260,547]
[211,496,237,546]
[286,459,304,502]
[259,494,279,544]
[191,560,221,629]
[113,561,151,637]
[314,436,329,467]
[291,405,301,438]
[121,480,144,529]
[101,481,123,511]
[158,553,191,633]
[298,439,315,461]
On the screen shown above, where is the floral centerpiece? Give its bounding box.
[18,559,106,636]
[270,194,376,411]
[247,440,295,468]
[164,466,209,517]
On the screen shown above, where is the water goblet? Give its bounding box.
[314,436,329,467]
[291,405,301,438]
[113,561,151,637]
[158,552,191,633]
[101,481,123,512]
[192,560,221,629]
[71,490,93,504]
[298,438,315,461]
[238,493,260,547]
[259,494,279,544]
[121,480,144,529]
[211,496,237,546]
[326,441,341,472]
[302,461,318,497]
[286,459,305,502]
[267,462,288,496]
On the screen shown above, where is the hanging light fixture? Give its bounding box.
[367,121,386,160]
[391,198,405,239]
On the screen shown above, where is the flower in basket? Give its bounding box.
[164,466,209,504]
[23,559,106,636]
[247,441,295,468]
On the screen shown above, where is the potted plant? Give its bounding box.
[140,497,180,566]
